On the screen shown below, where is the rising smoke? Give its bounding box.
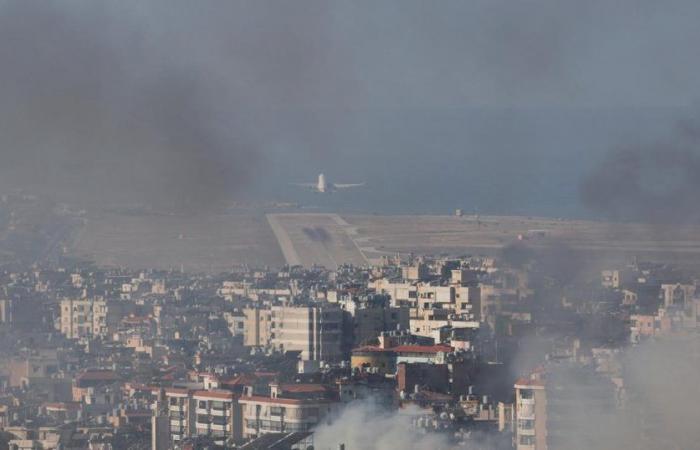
[313,399,515,449]
[0,0,348,211]
[580,117,700,223]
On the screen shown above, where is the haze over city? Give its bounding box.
[0,1,699,449]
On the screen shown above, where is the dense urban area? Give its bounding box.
[0,193,696,449]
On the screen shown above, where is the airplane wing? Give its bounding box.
[290,183,317,188]
[333,182,365,189]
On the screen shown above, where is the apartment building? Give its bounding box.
[513,366,621,450]
[160,388,243,446]
[514,377,547,450]
[270,305,343,362]
[192,390,242,445]
[238,384,338,440]
[59,298,126,339]
[163,388,196,444]
[370,279,417,307]
[243,307,272,347]
[341,300,409,347]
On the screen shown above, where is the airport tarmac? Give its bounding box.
[70,211,700,271]
[269,213,700,268]
[266,213,368,269]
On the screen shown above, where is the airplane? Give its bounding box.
[292,173,365,193]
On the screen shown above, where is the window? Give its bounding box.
[518,419,534,430]
[519,435,535,445]
[198,400,207,409]
[212,416,228,426]
[169,397,178,406]
[270,406,284,416]
[520,389,534,399]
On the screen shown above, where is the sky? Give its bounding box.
[1,0,700,217]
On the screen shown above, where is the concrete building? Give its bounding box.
[402,263,430,282]
[238,385,338,440]
[512,366,622,450]
[370,279,418,307]
[514,377,547,450]
[192,390,242,445]
[164,388,196,444]
[243,307,272,347]
[661,283,696,309]
[270,305,343,362]
[59,298,125,339]
[224,311,246,337]
[342,300,409,346]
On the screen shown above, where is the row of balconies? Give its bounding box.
[196,407,228,416]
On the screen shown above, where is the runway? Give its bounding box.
[266,213,370,268]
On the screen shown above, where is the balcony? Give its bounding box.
[211,423,228,432]
[517,401,535,419]
[211,408,228,416]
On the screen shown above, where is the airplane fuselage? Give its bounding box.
[293,173,363,193]
[317,173,328,193]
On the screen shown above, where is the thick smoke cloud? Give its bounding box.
[4,1,700,214]
[580,118,700,223]
[0,0,347,210]
[314,399,511,449]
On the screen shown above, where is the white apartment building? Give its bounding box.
[60,298,123,339]
[270,305,343,362]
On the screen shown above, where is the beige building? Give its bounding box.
[270,305,343,362]
[163,388,196,444]
[243,308,272,347]
[514,378,547,450]
[370,279,417,307]
[60,298,124,339]
[244,305,344,362]
[342,300,409,346]
[192,390,242,445]
[661,283,696,309]
[239,387,337,440]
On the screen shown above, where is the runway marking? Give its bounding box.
[266,213,370,267]
[266,214,302,266]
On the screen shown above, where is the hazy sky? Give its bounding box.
[1,0,699,216]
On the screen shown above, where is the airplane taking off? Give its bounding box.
[292,173,365,193]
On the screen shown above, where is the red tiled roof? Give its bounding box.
[280,383,331,393]
[164,387,191,396]
[253,371,278,378]
[514,378,545,388]
[352,344,453,354]
[239,395,334,405]
[221,373,258,386]
[393,345,453,354]
[192,390,236,400]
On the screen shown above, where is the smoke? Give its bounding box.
[313,400,453,450]
[0,0,349,211]
[313,398,516,449]
[580,117,700,223]
[526,336,700,450]
[620,335,700,449]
